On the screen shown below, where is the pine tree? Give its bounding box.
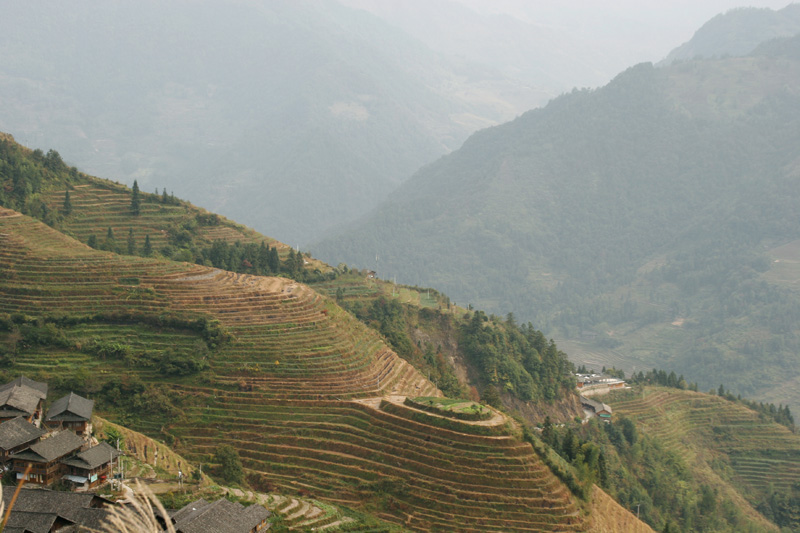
[258,242,270,272]
[87,234,97,249]
[127,227,136,255]
[268,247,280,272]
[131,180,141,215]
[62,189,72,215]
[103,227,117,252]
[143,235,153,257]
[284,249,296,273]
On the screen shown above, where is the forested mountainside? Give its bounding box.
[662,4,800,64]
[603,385,800,532]
[0,0,549,247]
[314,40,800,407]
[4,132,800,531]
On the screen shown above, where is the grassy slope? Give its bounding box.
[0,209,604,532]
[607,386,800,530]
[40,172,326,269]
[586,487,653,533]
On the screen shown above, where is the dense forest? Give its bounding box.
[314,40,800,406]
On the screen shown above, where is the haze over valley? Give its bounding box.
[1,2,800,531]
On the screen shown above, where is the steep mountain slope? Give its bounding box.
[313,44,800,406]
[0,0,539,246]
[607,386,800,531]
[1,131,586,424]
[662,4,800,64]
[2,208,651,531]
[5,131,797,530]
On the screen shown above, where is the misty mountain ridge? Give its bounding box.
[662,3,800,64]
[0,0,549,247]
[313,38,800,407]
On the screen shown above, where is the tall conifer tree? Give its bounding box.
[127,227,136,255]
[62,189,72,215]
[131,180,141,215]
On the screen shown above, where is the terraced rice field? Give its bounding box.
[0,209,593,531]
[608,387,800,505]
[43,182,293,254]
[172,392,584,532]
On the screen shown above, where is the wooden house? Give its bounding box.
[10,430,84,486]
[45,392,94,437]
[61,442,120,490]
[0,416,46,464]
[580,396,613,420]
[0,376,48,426]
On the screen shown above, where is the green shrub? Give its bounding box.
[214,445,244,485]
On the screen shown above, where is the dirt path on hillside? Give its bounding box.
[352,395,508,427]
[175,268,223,282]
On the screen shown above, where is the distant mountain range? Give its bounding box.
[0,0,592,246]
[6,1,777,248]
[662,4,800,63]
[314,35,800,406]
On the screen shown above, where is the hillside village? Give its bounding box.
[0,375,271,533]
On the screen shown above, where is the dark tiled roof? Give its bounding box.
[1,487,111,522]
[580,396,613,414]
[61,442,120,470]
[171,498,210,522]
[173,498,270,533]
[241,505,271,528]
[11,430,84,463]
[46,392,94,423]
[0,377,48,399]
[3,510,61,533]
[70,507,116,530]
[0,417,45,451]
[0,386,42,418]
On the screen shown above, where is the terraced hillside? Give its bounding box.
[608,386,800,529]
[0,133,326,275]
[0,208,633,531]
[0,207,431,399]
[46,181,268,252]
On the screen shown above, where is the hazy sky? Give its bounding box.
[455,0,795,63]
